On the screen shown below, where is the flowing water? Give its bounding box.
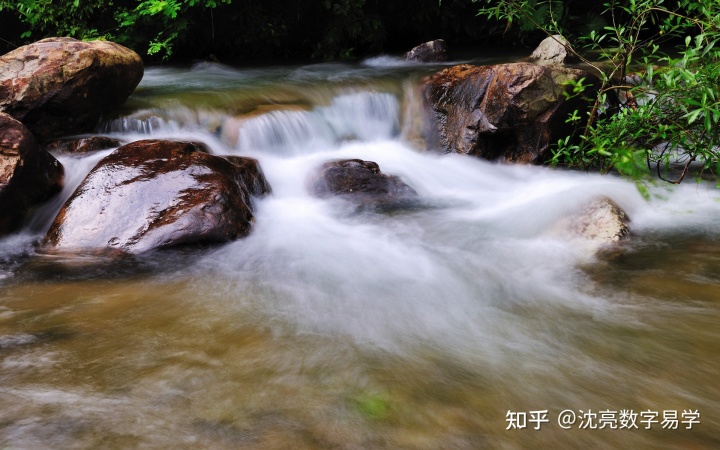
[1,57,720,449]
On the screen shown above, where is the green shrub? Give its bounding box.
[478,0,720,186]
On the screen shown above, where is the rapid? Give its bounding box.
[1,57,719,448]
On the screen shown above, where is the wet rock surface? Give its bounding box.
[404,39,448,63]
[45,139,270,254]
[309,159,416,203]
[0,37,143,140]
[224,156,273,198]
[0,112,64,235]
[44,136,124,154]
[424,63,593,163]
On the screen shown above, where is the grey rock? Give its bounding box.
[530,35,575,65]
[568,197,630,243]
[404,39,448,63]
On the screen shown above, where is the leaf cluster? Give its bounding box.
[479,0,720,187]
[0,0,490,61]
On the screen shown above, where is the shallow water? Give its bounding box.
[1,56,719,449]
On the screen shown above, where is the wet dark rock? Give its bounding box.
[309,159,416,203]
[45,139,271,254]
[404,39,448,63]
[0,112,64,235]
[224,156,272,197]
[0,37,143,140]
[44,136,124,154]
[424,63,595,163]
[529,35,575,65]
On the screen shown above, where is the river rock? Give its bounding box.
[424,63,593,163]
[568,197,630,243]
[224,156,273,197]
[404,39,448,63]
[309,159,416,202]
[0,37,143,140]
[529,35,575,65]
[44,136,124,154]
[0,113,64,234]
[45,140,271,254]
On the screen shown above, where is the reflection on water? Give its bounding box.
[1,60,720,448]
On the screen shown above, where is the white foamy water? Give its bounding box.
[195,137,718,356]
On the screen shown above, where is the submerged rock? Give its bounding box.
[44,136,124,154]
[309,159,416,203]
[424,63,594,163]
[45,140,271,254]
[404,39,448,63]
[0,37,143,140]
[529,35,575,65]
[0,113,64,235]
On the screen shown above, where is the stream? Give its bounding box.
[1,56,719,449]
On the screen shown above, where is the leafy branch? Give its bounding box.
[478,0,720,186]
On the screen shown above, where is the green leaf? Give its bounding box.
[685,109,702,124]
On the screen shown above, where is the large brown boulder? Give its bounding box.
[424,63,593,163]
[309,159,416,202]
[0,38,143,140]
[0,113,64,234]
[45,140,271,254]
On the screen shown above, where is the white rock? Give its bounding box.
[530,35,573,65]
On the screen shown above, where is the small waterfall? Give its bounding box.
[26,149,118,234]
[222,91,401,156]
[234,110,335,155]
[102,113,172,134]
[101,107,226,135]
[316,91,400,142]
[100,91,402,157]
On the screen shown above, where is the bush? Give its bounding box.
[478,0,720,188]
[0,0,490,61]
